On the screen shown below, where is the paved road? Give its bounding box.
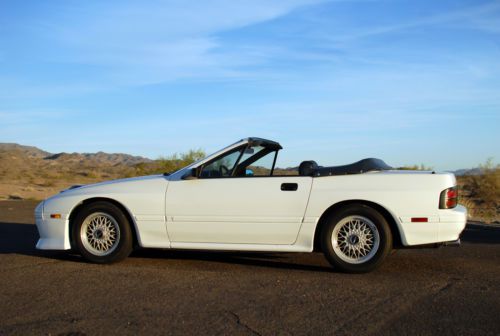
[0,201,499,336]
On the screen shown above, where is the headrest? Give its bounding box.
[299,160,318,176]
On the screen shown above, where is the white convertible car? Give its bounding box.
[35,137,467,272]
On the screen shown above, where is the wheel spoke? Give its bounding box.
[80,212,121,257]
[331,215,380,264]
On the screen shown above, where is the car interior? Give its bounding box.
[198,138,392,178]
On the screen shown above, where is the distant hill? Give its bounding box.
[453,168,482,176]
[0,143,152,200]
[0,143,50,159]
[44,151,151,166]
[0,143,151,166]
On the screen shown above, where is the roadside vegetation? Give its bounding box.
[398,164,434,171]
[129,149,206,176]
[457,159,499,223]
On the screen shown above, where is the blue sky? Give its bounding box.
[1,0,499,170]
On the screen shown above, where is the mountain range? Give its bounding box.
[0,143,152,200]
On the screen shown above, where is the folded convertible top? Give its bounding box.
[314,158,392,176]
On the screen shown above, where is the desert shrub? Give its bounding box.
[158,149,205,168]
[458,159,499,223]
[86,170,99,179]
[398,164,433,171]
[465,159,499,200]
[132,149,206,176]
[40,180,56,187]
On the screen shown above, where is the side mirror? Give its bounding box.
[182,168,198,180]
[245,169,254,176]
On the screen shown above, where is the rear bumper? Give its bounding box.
[399,205,467,246]
[439,205,467,242]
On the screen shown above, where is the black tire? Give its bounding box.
[72,201,133,263]
[321,204,392,273]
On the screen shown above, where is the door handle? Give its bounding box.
[281,183,298,191]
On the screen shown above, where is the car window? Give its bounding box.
[239,145,265,163]
[246,152,275,176]
[200,149,242,178]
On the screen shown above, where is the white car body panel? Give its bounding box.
[37,175,170,250]
[35,138,467,253]
[304,171,460,246]
[166,177,313,244]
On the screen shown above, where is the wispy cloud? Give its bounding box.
[312,1,500,43]
[30,1,326,86]
[0,0,333,98]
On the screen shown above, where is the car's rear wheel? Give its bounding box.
[72,201,133,263]
[321,204,392,273]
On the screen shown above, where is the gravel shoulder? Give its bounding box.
[0,200,499,336]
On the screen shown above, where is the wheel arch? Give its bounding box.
[313,199,403,252]
[68,197,139,249]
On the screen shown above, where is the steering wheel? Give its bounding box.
[219,165,230,176]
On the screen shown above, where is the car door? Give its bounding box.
[165,146,313,245]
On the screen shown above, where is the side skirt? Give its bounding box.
[170,242,313,253]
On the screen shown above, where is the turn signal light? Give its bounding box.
[50,214,62,219]
[439,187,458,209]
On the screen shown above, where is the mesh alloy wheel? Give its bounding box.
[80,212,121,256]
[331,215,380,264]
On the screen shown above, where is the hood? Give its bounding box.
[57,174,168,196]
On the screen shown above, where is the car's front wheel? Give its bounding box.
[72,201,133,263]
[321,204,392,273]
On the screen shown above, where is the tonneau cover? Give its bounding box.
[314,158,392,176]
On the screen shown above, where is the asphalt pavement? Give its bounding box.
[0,200,499,336]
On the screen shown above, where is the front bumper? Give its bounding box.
[35,201,72,250]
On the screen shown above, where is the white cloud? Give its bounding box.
[34,0,325,86]
[317,1,500,43]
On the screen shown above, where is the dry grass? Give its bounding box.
[458,159,500,223]
[398,164,434,171]
[132,149,205,176]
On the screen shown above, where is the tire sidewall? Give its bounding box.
[322,205,392,273]
[72,202,133,263]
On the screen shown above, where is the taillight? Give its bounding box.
[439,187,458,209]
